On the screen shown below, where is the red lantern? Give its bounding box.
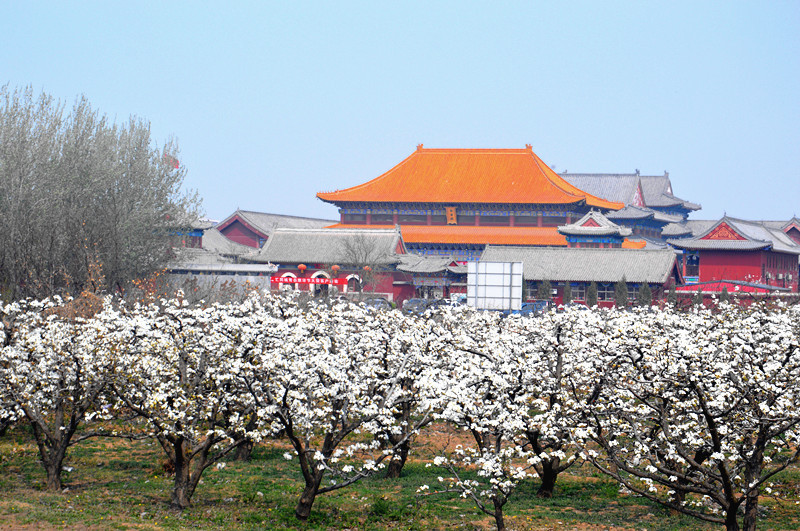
[298,264,307,273]
[331,265,340,274]
[363,266,371,272]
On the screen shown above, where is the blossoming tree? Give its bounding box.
[242,297,433,520]
[0,298,119,490]
[574,304,800,531]
[111,297,262,509]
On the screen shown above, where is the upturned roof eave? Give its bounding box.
[666,239,773,252]
[317,147,624,210]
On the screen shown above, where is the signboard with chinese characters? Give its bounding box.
[270,277,348,285]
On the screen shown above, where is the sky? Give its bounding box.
[2,1,798,223]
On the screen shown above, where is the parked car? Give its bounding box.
[361,297,393,311]
[402,298,450,314]
[448,295,467,306]
[502,300,550,317]
[559,302,590,312]
[424,299,449,310]
[402,298,429,314]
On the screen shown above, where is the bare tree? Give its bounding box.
[338,233,394,294]
[0,85,200,299]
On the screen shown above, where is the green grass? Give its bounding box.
[0,425,798,530]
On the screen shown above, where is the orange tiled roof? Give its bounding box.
[317,146,623,210]
[621,239,647,249]
[326,224,568,247]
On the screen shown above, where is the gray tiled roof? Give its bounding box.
[753,218,800,231]
[667,239,773,251]
[639,176,701,210]
[561,172,700,211]
[396,255,467,274]
[661,220,716,238]
[480,246,679,284]
[727,219,799,253]
[218,209,336,236]
[667,217,800,254]
[247,228,403,266]
[559,174,639,204]
[558,211,632,237]
[606,205,683,224]
[169,247,239,266]
[201,228,254,256]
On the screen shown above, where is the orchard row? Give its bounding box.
[1,294,798,531]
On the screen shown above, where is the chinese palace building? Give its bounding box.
[559,171,701,240]
[168,144,798,303]
[317,145,626,260]
[665,216,800,292]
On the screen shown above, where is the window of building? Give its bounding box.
[397,214,427,224]
[541,216,567,227]
[598,283,614,301]
[479,215,511,226]
[371,213,394,224]
[524,280,537,301]
[685,251,700,277]
[430,215,447,225]
[457,214,477,225]
[571,283,585,301]
[627,283,639,301]
[514,215,538,226]
[342,213,366,224]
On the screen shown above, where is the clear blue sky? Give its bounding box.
[2,1,798,222]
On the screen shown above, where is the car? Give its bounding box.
[424,298,449,310]
[360,297,393,311]
[402,298,429,314]
[558,302,590,312]
[402,298,450,314]
[448,295,467,306]
[502,300,551,317]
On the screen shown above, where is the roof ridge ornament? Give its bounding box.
[525,144,532,151]
[416,143,424,151]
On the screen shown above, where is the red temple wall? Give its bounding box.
[698,251,761,283]
[697,250,798,292]
[219,221,263,248]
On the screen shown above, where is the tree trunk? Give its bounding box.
[170,439,192,510]
[536,459,559,498]
[295,471,324,521]
[669,487,686,516]
[492,496,506,531]
[233,439,254,461]
[742,436,764,531]
[724,506,741,531]
[33,429,68,492]
[384,437,409,479]
[44,457,64,491]
[742,492,759,531]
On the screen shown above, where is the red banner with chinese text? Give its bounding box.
[271,277,348,285]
